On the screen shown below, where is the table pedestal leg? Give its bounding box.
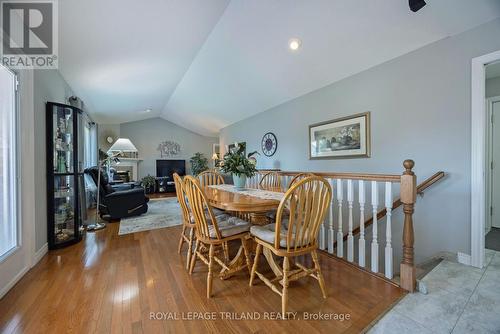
[250,212,269,225]
[219,236,253,280]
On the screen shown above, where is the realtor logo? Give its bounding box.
[0,0,58,68]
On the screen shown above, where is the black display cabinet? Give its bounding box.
[46,102,85,249]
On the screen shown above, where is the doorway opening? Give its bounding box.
[485,61,500,251]
[471,50,500,268]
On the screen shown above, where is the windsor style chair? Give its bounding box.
[184,176,253,298]
[249,176,332,318]
[259,171,281,190]
[174,173,195,270]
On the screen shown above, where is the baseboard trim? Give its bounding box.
[457,252,472,266]
[33,243,48,266]
[0,266,29,299]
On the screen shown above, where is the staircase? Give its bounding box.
[247,161,446,292]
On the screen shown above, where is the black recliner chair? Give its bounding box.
[85,166,149,220]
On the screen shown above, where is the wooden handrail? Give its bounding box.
[333,171,445,246]
[257,170,401,182]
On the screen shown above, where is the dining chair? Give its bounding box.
[198,170,225,187]
[265,173,315,222]
[259,171,282,191]
[288,172,315,188]
[184,175,253,298]
[196,169,233,259]
[174,173,195,270]
[249,176,332,318]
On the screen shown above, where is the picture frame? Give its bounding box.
[227,142,246,156]
[309,112,371,159]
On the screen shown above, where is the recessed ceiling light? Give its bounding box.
[289,38,301,51]
[145,108,152,113]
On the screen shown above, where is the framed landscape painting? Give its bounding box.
[309,112,371,159]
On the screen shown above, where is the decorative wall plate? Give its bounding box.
[261,132,277,157]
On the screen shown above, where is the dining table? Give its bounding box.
[203,184,286,280]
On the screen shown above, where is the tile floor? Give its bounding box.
[368,249,500,333]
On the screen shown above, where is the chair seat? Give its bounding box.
[250,223,309,248]
[265,210,277,221]
[190,208,227,224]
[266,209,290,222]
[209,216,251,238]
[212,207,226,216]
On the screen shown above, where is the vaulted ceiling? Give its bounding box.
[59,0,500,136]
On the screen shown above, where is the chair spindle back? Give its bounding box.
[275,176,332,252]
[184,175,222,240]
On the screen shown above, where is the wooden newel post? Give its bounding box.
[400,159,417,292]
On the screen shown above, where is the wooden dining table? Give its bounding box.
[203,185,286,280]
[203,185,283,225]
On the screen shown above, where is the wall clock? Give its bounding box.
[261,132,278,157]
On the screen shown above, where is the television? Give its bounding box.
[156,160,186,179]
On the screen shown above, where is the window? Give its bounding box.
[0,65,17,258]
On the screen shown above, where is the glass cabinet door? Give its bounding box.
[52,106,74,174]
[53,175,76,244]
[47,102,82,249]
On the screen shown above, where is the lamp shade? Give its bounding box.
[108,138,138,153]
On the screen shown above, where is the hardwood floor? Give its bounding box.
[147,192,176,199]
[0,223,404,334]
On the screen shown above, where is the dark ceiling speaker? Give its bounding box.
[409,0,426,12]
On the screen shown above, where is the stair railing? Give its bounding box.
[246,160,444,292]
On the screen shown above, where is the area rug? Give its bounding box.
[118,198,183,235]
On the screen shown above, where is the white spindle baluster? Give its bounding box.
[385,182,393,279]
[347,179,354,262]
[358,180,366,267]
[319,216,326,250]
[371,181,379,273]
[336,179,344,258]
[328,178,335,254]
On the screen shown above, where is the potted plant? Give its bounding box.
[190,152,209,176]
[141,175,156,194]
[221,142,259,189]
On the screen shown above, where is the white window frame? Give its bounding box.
[0,65,19,263]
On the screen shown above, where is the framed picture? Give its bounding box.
[227,142,246,156]
[309,112,371,159]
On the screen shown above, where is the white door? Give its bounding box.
[0,66,30,299]
[492,100,500,229]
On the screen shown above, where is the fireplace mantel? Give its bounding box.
[110,158,142,181]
